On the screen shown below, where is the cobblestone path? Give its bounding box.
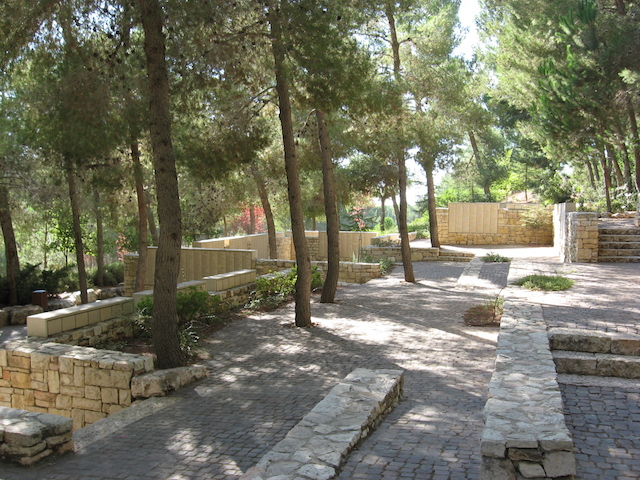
[1,262,499,480]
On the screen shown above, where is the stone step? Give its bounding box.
[598,247,640,257]
[553,350,640,379]
[598,233,640,242]
[598,256,640,263]
[599,227,640,236]
[599,241,640,250]
[548,327,640,356]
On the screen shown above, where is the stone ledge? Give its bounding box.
[131,365,208,399]
[240,368,404,480]
[549,327,640,356]
[481,301,576,480]
[0,405,73,466]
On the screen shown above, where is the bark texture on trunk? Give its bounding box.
[132,140,148,292]
[252,166,277,259]
[316,108,339,303]
[425,160,440,248]
[0,185,19,305]
[94,189,105,287]
[139,0,185,369]
[268,1,311,326]
[65,159,88,304]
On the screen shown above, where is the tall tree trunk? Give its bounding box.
[625,95,640,224]
[391,194,400,224]
[380,196,386,232]
[94,189,105,287]
[132,140,148,292]
[425,159,440,248]
[249,205,256,234]
[65,158,88,304]
[139,0,185,369]
[606,142,624,189]
[252,165,277,258]
[585,159,597,190]
[0,185,19,305]
[145,190,159,246]
[469,131,492,198]
[598,144,613,212]
[386,3,414,283]
[316,108,339,304]
[268,1,311,327]
[613,119,633,191]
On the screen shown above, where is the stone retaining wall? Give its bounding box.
[241,368,404,480]
[0,341,153,430]
[481,301,576,480]
[564,212,599,263]
[0,405,74,466]
[255,260,381,284]
[360,245,439,262]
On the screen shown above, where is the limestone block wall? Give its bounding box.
[565,212,599,263]
[255,260,381,284]
[360,246,439,262]
[436,204,553,246]
[0,341,153,430]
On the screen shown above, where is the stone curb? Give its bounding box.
[240,368,404,480]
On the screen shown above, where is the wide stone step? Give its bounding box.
[598,256,640,263]
[598,233,640,242]
[553,350,640,379]
[548,327,640,356]
[599,227,640,236]
[599,241,640,250]
[598,247,640,256]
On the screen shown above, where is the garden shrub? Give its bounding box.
[0,263,78,306]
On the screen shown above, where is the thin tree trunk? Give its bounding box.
[65,158,88,304]
[598,144,613,212]
[591,156,601,182]
[316,108,339,303]
[268,1,311,327]
[132,140,148,292]
[613,119,633,190]
[386,3,414,283]
[0,185,19,305]
[606,142,624,188]
[249,205,256,234]
[625,96,640,224]
[139,0,185,369]
[94,189,105,287]
[380,196,386,232]
[145,190,159,245]
[585,159,597,190]
[391,194,400,224]
[425,160,440,248]
[252,165,277,259]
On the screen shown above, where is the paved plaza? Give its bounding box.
[1,248,639,479]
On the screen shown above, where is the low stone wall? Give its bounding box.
[0,341,153,430]
[0,405,74,466]
[564,212,599,263]
[255,260,381,284]
[360,245,439,262]
[241,368,404,480]
[370,232,417,246]
[44,316,135,348]
[481,301,576,480]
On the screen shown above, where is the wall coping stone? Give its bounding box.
[240,368,404,480]
[131,365,208,399]
[481,301,576,480]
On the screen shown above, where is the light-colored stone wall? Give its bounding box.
[565,212,599,263]
[256,260,381,284]
[360,245,439,262]
[0,341,153,430]
[436,205,553,246]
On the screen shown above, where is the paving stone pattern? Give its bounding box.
[0,261,498,480]
[561,383,640,479]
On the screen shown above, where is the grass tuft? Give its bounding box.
[514,274,574,291]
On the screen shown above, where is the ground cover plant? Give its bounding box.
[246,266,323,312]
[514,275,574,291]
[463,295,504,326]
[481,252,512,263]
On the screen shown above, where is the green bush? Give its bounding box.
[247,266,323,310]
[481,252,512,263]
[0,263,78,306]
[89,262,125,287]
[514,275,574,291]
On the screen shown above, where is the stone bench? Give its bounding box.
[203,269,257,292]
[26,297,134,338]
[481,301,576,480]
[241,368,404,480]
[0,406,73,466]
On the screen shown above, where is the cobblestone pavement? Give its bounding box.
[1,262,499,480]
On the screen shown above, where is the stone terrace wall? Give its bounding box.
[565,212,599,263]
[436,204,553,246]
[0,341,153,430]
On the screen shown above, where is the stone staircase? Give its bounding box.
[598,224,640,263]
[549,328,640,379]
